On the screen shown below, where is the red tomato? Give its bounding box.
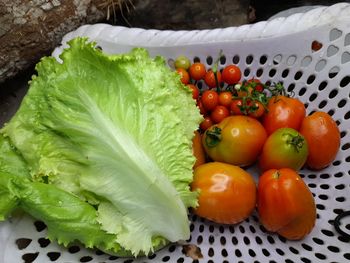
[248,101,265,118]
[218,91,233,108]
[197,99,207,116]
[191,162,257,224]
[189,62,206,80]
[257,168,316,240]
[176,68,190,84]
[199,116,214,131]
[247,78,264,92]
[202,115,267,166]
[262,95,306,135]
[299,111,340,170]
[201,90,219,111]
[259,128,308,172]
[230,99,244,115]
[222,65,241,84]
[204,69,222,89]
[210,105,230,124]
[187,84,200,100]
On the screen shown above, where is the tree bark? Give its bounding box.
[0,0,114,83]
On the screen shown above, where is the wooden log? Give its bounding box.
[0,0,126,83]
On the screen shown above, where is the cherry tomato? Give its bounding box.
[201,90,219,111]
[248,101,265,118]
[175,55,191,70]
[192,130,206,169]
[299,111,340,170]
[230,99,244,115]
[187,84,200,100]
[210,105,230,124]
[262,95,306,135]
[247,78,264,92]
[204,69,222,89]
[218,91,233,108]
[257,168,316,240]
[176,68,190,84]
[199,116,213,131]
[259,128,308,172]
[202,115,267,167]
[191,162,257,224]
[197,99,207,116]
[222,65,241,84]
[189,62,206,81]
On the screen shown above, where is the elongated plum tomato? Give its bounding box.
[257,168,316,240]
[191,162,257,224]
[263,95,306,135]
[299,111,340,170]
[259,128,308,172]
[202,115,267,166]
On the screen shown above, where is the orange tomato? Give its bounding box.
[192,131,206,169]
[210,105,230,124]
[262,95,306,135]
[257,168,316,240]
[202,115,267,166]
[199,116,213,131]
[299,111,340,170]
[204,69,222,89]
[218,91,233,108]
[191,162,257,224]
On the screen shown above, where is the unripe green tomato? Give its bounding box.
[259,127,308,172]
[174,55,191,70]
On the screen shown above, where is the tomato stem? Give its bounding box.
[285,133,305,153]
[204,126,222,147]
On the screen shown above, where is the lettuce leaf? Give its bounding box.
[0,38,202,255]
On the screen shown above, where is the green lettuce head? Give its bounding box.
[0,37,202,256]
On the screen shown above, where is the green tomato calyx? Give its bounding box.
[205,126,222,148]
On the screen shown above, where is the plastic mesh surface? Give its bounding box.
[1,4,350,263]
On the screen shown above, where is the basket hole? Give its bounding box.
[246,55,254,65]
[259,55,268,65]
[287,83,295,93]
[309,93,317,102]
[298,87,307,96]
[108,256,118,260]
[319,194,329,200]
[289,247,299,254]
[38,238,50,248]
[302,243,313,251]
[336,196,346,202]
[328,89,338,98]
[262,248,270,257]
[312,40,323,52]
[231,236,238,245]
[345,253,350,260]
[340,76,350,87]
[269,68,277,78]
[342,51,350,64]
[80,256,93,262]
[315,59,327,72]
[244,68,250,77]
[206,56,213,65]
[330,28,342,41]
[256,68,263,77]
[329,66,340,78]
[248,249,256,257]
[315,252,327,260]
[232,55,240,64]
[22,253,39,263]
[301,258,312,263]
[208,235,215,244]
[193,56,201,63]
[301,56,312,67]
[307,75,316,85]
[249,225,256,233]
[294,71,303,80]
[243,236,250,245]
[273,54,282,65]
[281,69,289,78]
[34,221,47,232]
[275,248,285,256]
[255,236,263,245]
[162,255,171,262]
[327,45,339,57]
[317,81,328,92]
[235,249,242,257]
[196,235,203,244]
[345,111,350,120]
[68,246,80,254]
[221,248,228,257]
[16,238,32,250]
[220,55,226,65]
[47,252,61,261]
[338,99,347,108]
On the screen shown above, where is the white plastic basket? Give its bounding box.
[2,3,350,263]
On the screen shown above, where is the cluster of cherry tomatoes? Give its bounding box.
[174,54,341,241]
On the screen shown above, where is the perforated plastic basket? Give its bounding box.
[1,3,350,263]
